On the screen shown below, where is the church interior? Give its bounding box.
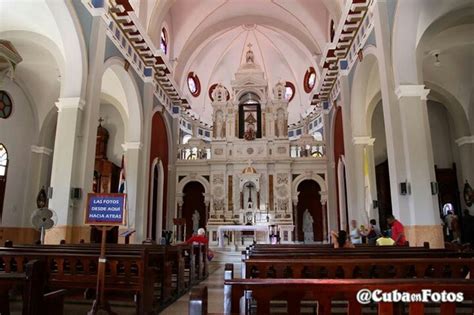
[1,0,474,314]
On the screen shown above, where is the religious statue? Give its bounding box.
[276,110,285,138]
[215,111,224,138]
[303,209,314,243]
[245,43,254,64]
[244,123,256,141]
[192,210,200,234]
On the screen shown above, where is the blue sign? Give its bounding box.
[85,193,126,226]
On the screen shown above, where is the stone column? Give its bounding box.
[292,197,298,241]
[338,74,359,223]
[134,82,154,242]
[121,142,142,235]
[46,97,84,243]
[48,16,108,244]
[320,193,328,242]
[352,137,376,224]
[395,85,443,247]
[373,0,410,221]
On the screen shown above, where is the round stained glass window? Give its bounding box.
[0,91,12,119]
[187,72,201,97]
[285,81,295,102]
[304,67,317,93]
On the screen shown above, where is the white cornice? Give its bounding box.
[395,85,430,100]
[55,97,85,111]
[455,136,474,147]
[31,146,53,156]
[352,136,375,146]
[121,142,143,151]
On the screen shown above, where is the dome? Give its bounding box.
[242,166,257,174]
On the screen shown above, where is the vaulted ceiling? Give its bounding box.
[141,0,344,123]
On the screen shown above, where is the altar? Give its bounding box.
[217,225,270,248]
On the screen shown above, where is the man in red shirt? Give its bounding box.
[387,215,407,246]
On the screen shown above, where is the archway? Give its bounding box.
[333,106,346,230]
[149,160,164,241]
[182,182,206,238]
[371,101,392,231]
[296,180,322,242]
[148,111,169,235]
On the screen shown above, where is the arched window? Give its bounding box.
[0,143,8,219]
[303,67,317,93]
[0,91,13,119]
[330,19,335,42]
[285,81,295,102]
[160,28,168,55]
[187,72,201,97]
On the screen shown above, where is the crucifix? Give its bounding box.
[98,117,104,126]
[246,182,253,209]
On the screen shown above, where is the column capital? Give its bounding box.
[30,145,53,156]
[455,136,474,147]
[352,136,375,146]
[395,85,430,100]
[55,97,85,112]
[121,142,143,151]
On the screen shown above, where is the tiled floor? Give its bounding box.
[161,261,241,314]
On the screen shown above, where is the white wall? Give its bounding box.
[99,103,125,166]
[0,80,36,226]
[427,101,454,169]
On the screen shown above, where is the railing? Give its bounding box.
[177,145,211,160]
[290,143,326,158]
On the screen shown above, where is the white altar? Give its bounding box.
[217,225,269,248]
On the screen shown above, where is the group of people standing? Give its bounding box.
[331,215,406,248]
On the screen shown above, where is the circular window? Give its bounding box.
[0,91,13,119]
[303,67,317,93]
[285,81,295,102]
[187,72,201,97]
[209,83,230,101]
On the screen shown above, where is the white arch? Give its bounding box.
[148,158,164,241]
[101,57,143,143]
[291,173,328,200]
[350,45,380,136]
[392,0,474,86]
[177,175,210,195]
[45,0,87,98]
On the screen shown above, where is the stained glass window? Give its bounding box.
[160,28,168,54]
[0,91,12,119]
[0,144,7,177]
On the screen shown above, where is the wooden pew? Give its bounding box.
[245,257,474,279]
[224,278,474,315]
[0,247,156,314]
[0,242,206,311]
[189,286,207,315]
[0,259,66,315]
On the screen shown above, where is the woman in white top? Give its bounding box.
[350,219,362,244]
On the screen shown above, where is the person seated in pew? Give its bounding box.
[186,228,208,244]
[367,219,381,245]
[331,230,355,248]
[387,215,407,246]
[350,220,362,244]
[376,230,395,246]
